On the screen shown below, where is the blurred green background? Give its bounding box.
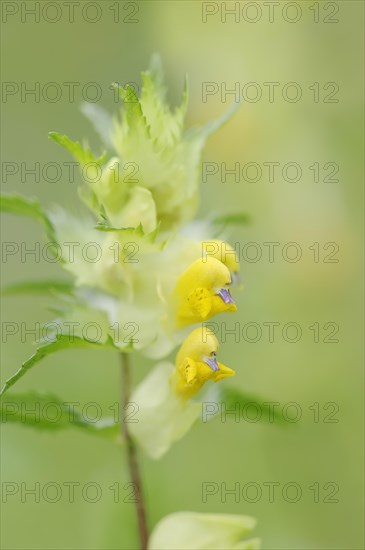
[1,1,364,549]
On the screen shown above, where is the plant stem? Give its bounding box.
[120,352,148,549]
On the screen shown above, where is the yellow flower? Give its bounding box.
[128,327,234,458]
[201,239,240,283]
[174,256,237,327]
[172,327,235,400]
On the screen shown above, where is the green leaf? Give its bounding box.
[95,223,143,234]
[112,82,150,141]
[95,220,163,245]
[49,132,107,166]
[2,279,74,296]
[140,55,188,143]
[0,193,55,240]
[147,53,165,96]
[213,212,251,227]
[95,219,149,238]
[1,391,119,439]
[112,83,144,116]
[0,335,116,397]
[207,386,288,426]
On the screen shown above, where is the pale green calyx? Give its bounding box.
[50,55,238,234]
[148,511,260,549]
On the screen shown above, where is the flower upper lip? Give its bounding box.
[217,288,235,304]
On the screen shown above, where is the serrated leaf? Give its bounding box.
[147,53,165,95]
[95,220,162,244]
[112,82,141,106]
[2,279,74,296]
[1,391,119,439]
[0,335,116,397]
[140,55,188,146]
[112,82,150,142]
[209,386,288,426]
[0,193,55,240]
[112,83,144,118]
[95,224,140,233]
[49,131,107,166]
[95,220,145,236]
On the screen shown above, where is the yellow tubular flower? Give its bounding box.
[172,327,235,400]
[174,256,237,327]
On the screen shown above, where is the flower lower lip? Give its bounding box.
[204,356,219,372]
[217,288,235,304]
